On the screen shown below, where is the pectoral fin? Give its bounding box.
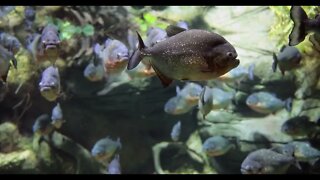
[150,62,172,87]
[165,25,187,37]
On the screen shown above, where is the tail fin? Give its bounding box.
[284,98,293,112]
[272,53,278,73]
[289,6,308,46]
[127,32,145,70]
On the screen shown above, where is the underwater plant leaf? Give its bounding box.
[82,24,95,36]
[143,12,157,24]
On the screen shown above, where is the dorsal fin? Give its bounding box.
[136,31,145,50]
[166,25,187,37]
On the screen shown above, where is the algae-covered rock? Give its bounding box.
[0,150,37,173]
[0,122,20,153]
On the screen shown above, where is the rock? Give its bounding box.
[0,150,37,173]
[0,122,20,153]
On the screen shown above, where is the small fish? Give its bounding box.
[83,62,105,82]
[0,32,21,69]
[0,45,16,82]
[241,148,300,174]
[217,65,249,83]
[91,137,122,162]
[145,27,167,47]
[40,24,61,64]
[176,21,189,30]
[39,66,61,102]
[99,39,129,75]
[176,82,202,106]
[0,6,15,18]
[126,62,156,79]
[170,121,181,142]
[127,25,240,87]
[84,44,108,82]
[289,6,320,46]
[246,92,292,114]
[32,114,55,136]
[24,6,36,31]
[0,32,21,55]
[284,141,320,166]
[272,45,302,76]
[281,116,319,137]
[198,86,234,119]
[202,136,235,157]
[108,154,121,174]
[164,96,195,115]
[51,103,65,129]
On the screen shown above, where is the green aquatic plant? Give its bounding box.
[45,16,95,40]
[132,11,169,37]
[269,6,320,53]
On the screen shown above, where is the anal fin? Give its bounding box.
[150,62,172,88]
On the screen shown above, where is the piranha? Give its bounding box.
[176,83,203,106]
[91,137,122,162]
[202,136,235,157]
[24,6,36,31]
[283,141,320,166]
[126,62,156,79]
[241,148,300,174]
[40,24,61,64]
[198,86,234,119]
[217,66,253,83]
[84,43,108,82]
[0,32,21,70]
[0,45,16,82]
[97,39,129,75]
[145,27,167,47]
[289,6,320,47]
[39,66,61,102]
[127,25,240,87]
[246,91,292,114]
[170,121,181,142]
[83,62,106,82]
[272,45,302,76]
[108,154,121,174]
[164,96,195,115]
[281,115,319,137]
[51,103,65,129]
[0,6,15,18]
[32,114,55,136]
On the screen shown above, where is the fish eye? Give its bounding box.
[227,52,233,57]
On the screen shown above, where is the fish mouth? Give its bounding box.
[240,168,251,174]
[40,86,54,92]
[44,43,59,50]
[233,58,240,68]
